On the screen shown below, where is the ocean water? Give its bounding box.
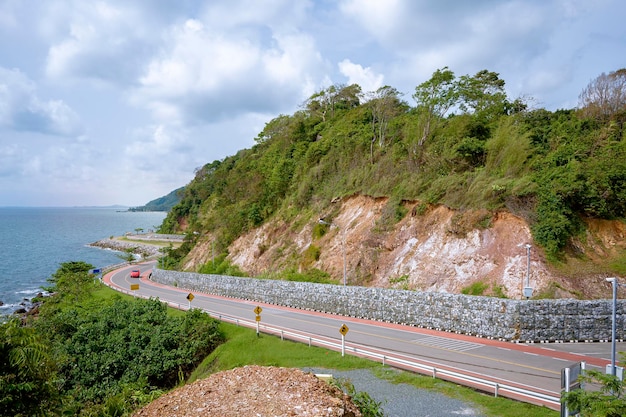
[0,207,167,316]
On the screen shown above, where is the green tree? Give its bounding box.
[365,85,405,161]
[458,69,509,120]
[43,260,96,305]
[0,318,60,416]
[412,66,459,146]
[304,84,362,122]
[562,368,626,416]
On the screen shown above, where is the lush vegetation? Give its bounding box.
[159,68,626,271]
[0,261,224,416]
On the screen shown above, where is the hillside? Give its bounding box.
[182,195,625,300]
[129,187,184,212]
[158,68,626,299]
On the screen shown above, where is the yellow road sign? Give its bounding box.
[255,315,261,322]
[130,284,139,291]
[186,293,194,301]
[254,306,262,315]
[339,324,349,336]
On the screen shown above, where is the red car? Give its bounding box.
[130,270,141,278]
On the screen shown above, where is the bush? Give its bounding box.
[461,281,488,296]
[25,261,226,415]
[332,378,385,417]
[280,268,334,284]
[198,254,247,276]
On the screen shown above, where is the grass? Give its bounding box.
[96,284,558,417]
[189,321,558,417]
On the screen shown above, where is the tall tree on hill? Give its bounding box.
[305,84,362,122]
[578,68,626,123]
[365,85,404,162]
[412,67,459,147]
[458,69,509,121]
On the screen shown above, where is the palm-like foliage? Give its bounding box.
[0,318,59,416]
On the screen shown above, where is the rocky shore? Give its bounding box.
[89,237,163,258]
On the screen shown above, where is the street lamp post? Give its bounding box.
[319,219,346,286]
[606,277,618,377]
[523,244,533,299]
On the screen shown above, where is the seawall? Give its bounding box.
[152,268,624,342]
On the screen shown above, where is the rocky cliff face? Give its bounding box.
[185,195,625,299]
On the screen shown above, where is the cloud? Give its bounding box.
[338,59,384,93]
[43,2,161,86]
[0,0,623,206]
[133,17,326,124]
[0,67,83,136]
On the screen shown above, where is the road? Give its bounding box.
[104,261,625,410]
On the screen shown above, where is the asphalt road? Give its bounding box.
[106,261,625,410]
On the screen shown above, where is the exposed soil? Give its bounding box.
[194,195,626,300]
[132,366,361,417]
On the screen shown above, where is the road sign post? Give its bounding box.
[186,293,194,310]
[254,306,262,336]
[339,324,349,357]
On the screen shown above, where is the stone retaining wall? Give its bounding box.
[152,268,625,342]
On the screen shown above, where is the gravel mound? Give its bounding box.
[132,365,361,417]
[132,366,485,417]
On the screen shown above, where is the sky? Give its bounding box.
[0,0,624,207]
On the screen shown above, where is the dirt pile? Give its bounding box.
[132,366,361,417]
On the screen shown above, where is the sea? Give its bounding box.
[0,207,167,317]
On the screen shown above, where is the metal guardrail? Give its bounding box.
[105,280,562,411]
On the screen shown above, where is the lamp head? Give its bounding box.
[606,277,616,283]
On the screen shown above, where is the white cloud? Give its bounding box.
[339,0,405,42]
[338,59,384,93]
[133,17,325,124]
[44,1,157,84]
[0,67,83,136]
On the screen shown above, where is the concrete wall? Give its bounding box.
[152,268,624,342]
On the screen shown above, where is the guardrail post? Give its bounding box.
[281,330,284,341]
[495,383,499,398]
[383,356,386,366]
[309,337,311,347]
[433,369,437,378]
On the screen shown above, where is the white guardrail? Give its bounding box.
[106,282,562,411]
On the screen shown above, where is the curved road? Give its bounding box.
[105,261,624,411]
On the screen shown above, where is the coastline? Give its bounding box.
[2,234,181,318]
[89,238,163,258]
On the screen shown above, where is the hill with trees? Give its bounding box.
[129,187,184,212]
[157,68,626,298]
